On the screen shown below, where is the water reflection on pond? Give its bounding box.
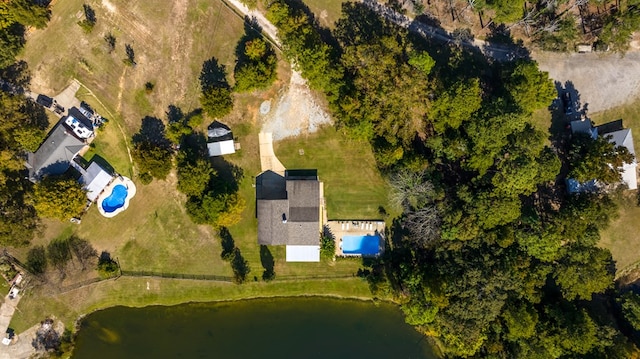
[73,297,437,359]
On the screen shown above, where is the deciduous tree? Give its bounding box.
[32,176,86,221]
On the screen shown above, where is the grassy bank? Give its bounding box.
[10,277,376,333]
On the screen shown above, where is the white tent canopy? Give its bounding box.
[286,245,320,262]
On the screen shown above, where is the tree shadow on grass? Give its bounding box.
[231,247,250,284]
[200,57,229,91]
[210,156,244,195]
[132,116,171,148]
[260,245,275,281]
[220,227,235,261]
[166,104,184,124]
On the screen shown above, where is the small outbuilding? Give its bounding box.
[207,122,236,157]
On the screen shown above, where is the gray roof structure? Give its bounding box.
[256,170,320,246]
[26,122,87,181]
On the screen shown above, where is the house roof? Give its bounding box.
[256,170,320,248]
[75,161,114,201]
[596,119,624,136]
[606,128,635,157]
[26,122,87,181]
[286,179,319,222]
[571,119,598,139]
[207,140,235,157]
[567,125,638,193]
[606,128,637,190]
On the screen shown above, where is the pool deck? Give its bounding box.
[96,176,137,218]
[325,220,385,257]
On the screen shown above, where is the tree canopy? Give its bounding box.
[268,2,635,357]
[32,175,86,221]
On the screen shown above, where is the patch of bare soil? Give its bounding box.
[260,71,332,140]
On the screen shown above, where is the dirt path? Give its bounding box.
[169,0,191,102]
[113,69,135,166]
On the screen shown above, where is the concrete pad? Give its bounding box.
[258,132,285,174]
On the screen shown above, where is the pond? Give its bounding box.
[72,297,438,359]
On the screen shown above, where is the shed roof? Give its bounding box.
[207,140,235,157]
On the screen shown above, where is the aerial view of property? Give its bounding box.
[3,0,640,358]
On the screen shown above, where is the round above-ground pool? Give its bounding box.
[101,185,128,213]
[97,176,137,218]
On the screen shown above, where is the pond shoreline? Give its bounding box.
[72,296,439,359]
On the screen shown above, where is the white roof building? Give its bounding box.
[73,161,114,201]
[285,245,320,262]
[207,140,236,157]
[605,128,637,190]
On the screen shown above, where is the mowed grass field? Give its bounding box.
[591,99,640,275]
[275,127,390,220]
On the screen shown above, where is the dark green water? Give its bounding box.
[72,297,437,359]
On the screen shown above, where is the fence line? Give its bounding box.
[120,270,234,282]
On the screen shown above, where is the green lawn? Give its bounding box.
[300,0,346,28]
[275,127,391,220]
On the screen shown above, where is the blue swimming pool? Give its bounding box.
[342,235,380,255]
[102,185,128,213]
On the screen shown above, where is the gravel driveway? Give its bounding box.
[534,50,640,113]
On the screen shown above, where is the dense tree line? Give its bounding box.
[0,0,49,68]
[269,1,639,356]
[0,1,51,247]
[0,92,50,246]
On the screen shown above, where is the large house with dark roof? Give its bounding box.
[25,122,88,181]
[256,169,321,262]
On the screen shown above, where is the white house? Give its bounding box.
[568,119,638,192]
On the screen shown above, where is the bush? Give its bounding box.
[144,81,154,94]
[320,235,336,260]
[200,86,233,118]
[97,252,119,277]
